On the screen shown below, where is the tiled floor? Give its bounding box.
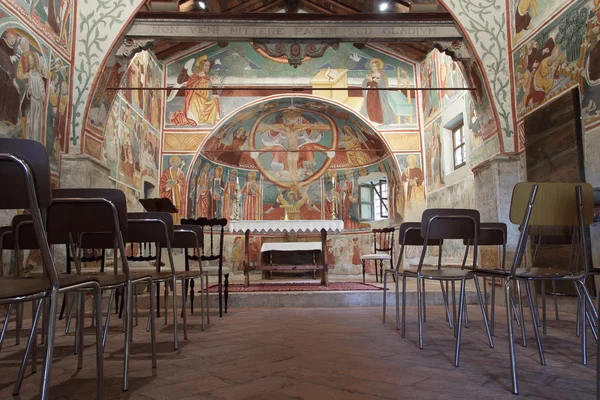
[0,305,596,399]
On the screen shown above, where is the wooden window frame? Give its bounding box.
[452,123,466,170]
[359,184,374,222]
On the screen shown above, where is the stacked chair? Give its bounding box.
[0,138,105,399]
[454,182,595,395]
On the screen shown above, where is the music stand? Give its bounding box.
[139,198,179,213]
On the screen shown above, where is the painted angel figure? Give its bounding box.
[168,55,220,126]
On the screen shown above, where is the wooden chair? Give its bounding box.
[455,182,595,395]
[182,218,229,317]
[361,227,394,283]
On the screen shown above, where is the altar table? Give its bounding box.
[228,220,344,286]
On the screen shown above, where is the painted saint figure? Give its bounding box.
[17,40,46,143]
[241,171,260,220]
[342,173,360,230]
[0,29,22,127]
[360,58,396,125]
[277,189,309,221]
[401,155,425,211]
[159,156,187,224]
[170,55,220,126]
[341,125,372,167]
[195,163,212,218]
[212,166,225,219]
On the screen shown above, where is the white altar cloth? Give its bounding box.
[228,220,343,234]
[260,242,322,253]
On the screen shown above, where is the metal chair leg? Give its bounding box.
[451,281,457,331]
[401,274,406,337]
[122,282,133,392]
[395,272,400,330]
[440,281,453,329]
[181,277,188,340]
[77,292,85,369]
[200,277,205,331]
[13,298,43,396]
[383,271,388,323]
[205,274,210,325]
[149,281,157,368]
[40,288,59,400]
[103,289,116,348]
[473,277,493,348]
[516,280,527,347]
[525,281,545,366]
[15,302,21,345]
[422,279,427,323]
[93,285,105,400]
[491,277,496,336]
[542,281,547,335]
[0,303,13,351]
[505,280,519,395]
[454,277,467,367]
[417,276,423,349]
[552,281,559,321]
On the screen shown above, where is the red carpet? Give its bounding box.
[208,282,382,292]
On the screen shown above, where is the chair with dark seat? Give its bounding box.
[172,225,208,332]
[181,218,229,317]
[50,188,157,392]
[0,138,104,399]
[383,222,443,333]
[127,212,181,349]
[402,209,493,351]
[361,227,394,283]
[454,182,595,395]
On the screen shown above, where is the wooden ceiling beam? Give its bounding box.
[323,0,362,13]
[297,0,334,13]
[154,41,200,60]
[223,0,267,12]
[206,0,221,12]
[363,0,376,12]
[285,0,299,13]
[255,0,286,12]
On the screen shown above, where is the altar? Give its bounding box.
[228,220,344,286]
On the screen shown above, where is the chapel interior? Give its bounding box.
[0,0,600,398]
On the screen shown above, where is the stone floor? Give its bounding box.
[0,305,596,399]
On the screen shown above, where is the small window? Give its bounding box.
[360,180,388,221]
[452,123,466,169]
[360,185,373,221]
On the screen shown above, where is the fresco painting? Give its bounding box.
[396,153,426,216]
[511,0,577,47]
[165,42,418,130]
[438,52,464,106]
[424,117,444,192]
[9,0,73,52]
[87,61,124,134]
[0,9,71,175]
[513,1,595,119]
[420,50,441,124]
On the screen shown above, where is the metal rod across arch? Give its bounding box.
[107,86,476,91]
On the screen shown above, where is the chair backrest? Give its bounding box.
[172,226,203,249]
[395,222,441,271]
[0,138,56,285]
[126,212,174,246]
[462,222,507,270]
[181,217,226,262]
[510,182,594,226]
[0,138,51,210]
[49,189,128,244]
[372,227,394,254]
[419,209,480,271]
[508,182,593,275]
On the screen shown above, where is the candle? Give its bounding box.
[237,176,240,185]
[332,176,335,188]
